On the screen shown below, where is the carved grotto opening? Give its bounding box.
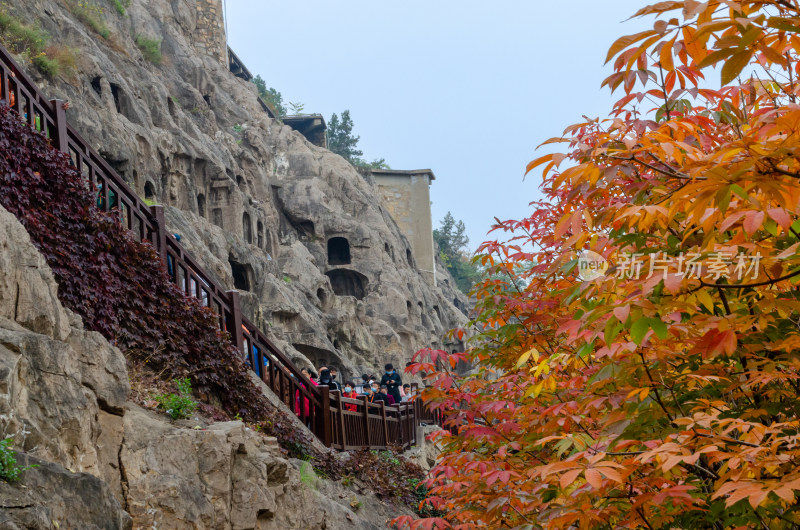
[325,269,367,300]
[327,237,351,265]
[229,256,252,291]
[197,193,206,217]
[243,212,252,244]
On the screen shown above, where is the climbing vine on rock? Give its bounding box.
[396,1,800,528]
[0,102,290,428]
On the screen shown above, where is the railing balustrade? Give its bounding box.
[0,42,448,451]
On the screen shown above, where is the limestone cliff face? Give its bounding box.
[9,0,469,380]
[0,203,416,529]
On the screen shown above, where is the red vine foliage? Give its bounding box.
[0,103,283,425]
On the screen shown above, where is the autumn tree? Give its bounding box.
[396,1,800,528]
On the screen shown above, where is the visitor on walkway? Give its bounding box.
[296,368,317,428]
[401,384,412,402]
[380,384,396,405]
[380,363,402,404]
[355,374,368,395]
[318,368,340,391]
[342,381,358,412]
[329,367,339,384]
[368,381,389,406]
[301,367,317,385]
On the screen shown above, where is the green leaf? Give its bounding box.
[576,342,594,359]
[697,47,736,68]
[764,218,779,236]
[631,318,651,345]
[604,317,622,346]
[721,49,753,85]
[730,183,748,201]
[650,318,668,340]
[767,16,800,33]
[715,185,731,213]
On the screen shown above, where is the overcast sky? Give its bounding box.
[225,1,650,251]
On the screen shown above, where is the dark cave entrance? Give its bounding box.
[325,269,367,300]
[327,237,351,265]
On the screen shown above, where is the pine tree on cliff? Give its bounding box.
[327,110,363,164]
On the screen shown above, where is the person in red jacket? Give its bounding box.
[342,381,358,412]
[295,368,317,423]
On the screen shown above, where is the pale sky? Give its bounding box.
[224,1,651,251]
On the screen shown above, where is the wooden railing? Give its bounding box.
[0,42,444,451]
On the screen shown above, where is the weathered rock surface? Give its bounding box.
[0,205,129,477]
[0,454,132,530]
[0,203,418,528]
[8,0,470,382]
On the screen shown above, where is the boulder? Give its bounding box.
[0,455,131,530]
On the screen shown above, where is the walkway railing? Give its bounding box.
[0,42,441,451]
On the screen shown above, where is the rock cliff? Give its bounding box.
[8,0,469,382]
[0,203,417,529]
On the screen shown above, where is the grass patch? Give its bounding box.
[31,53,58,78]
[72,1,110,39]
[154,378,198,420]
[34,45,77,78]
[0,8,47,58]
[135,35,162,64]
[109,0,130,16]
[0,7,77,78]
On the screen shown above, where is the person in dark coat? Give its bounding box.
[380,363,402,404]
[380,384,396,405]
[318,368,340,391]
[367,381,389,406]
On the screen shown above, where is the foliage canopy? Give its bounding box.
[327,109,389,169]
[252,75,287,117]
[434,212,480,295]
[397,1,800,528]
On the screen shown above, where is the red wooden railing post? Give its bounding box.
[337,395,347,449]
[362,396,370,448]
[226,290,244,354]
[50,99,68,153]
[318,385,332,447]
[149,205,168,262]
[380,402,389,448]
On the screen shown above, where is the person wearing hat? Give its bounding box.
[380,363,402,404]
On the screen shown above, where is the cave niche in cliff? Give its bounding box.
[293,343,344,379]
[325,269,367,300]
[197,193,205,217]
[243,212,252,244]
[229,257,252,291]
[327,237,351,265]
